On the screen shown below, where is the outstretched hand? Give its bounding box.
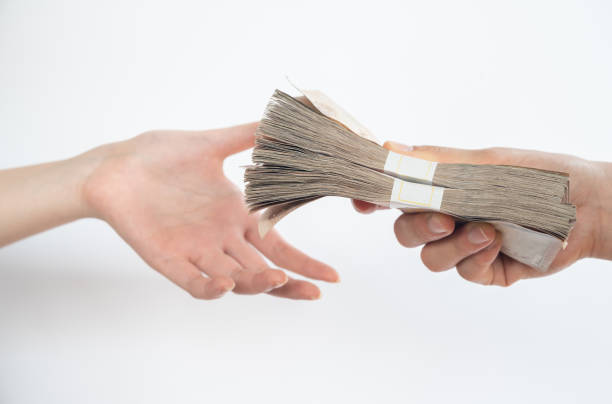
[354,142,611,286]
[82,123,339,299]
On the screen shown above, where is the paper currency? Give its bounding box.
[247,89,575,271]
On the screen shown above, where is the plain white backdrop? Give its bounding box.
[1,1,612,403]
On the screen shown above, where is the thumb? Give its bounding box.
[211,122,259,157]
[383,142,509,165]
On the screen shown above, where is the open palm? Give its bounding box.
[82,123,338,299]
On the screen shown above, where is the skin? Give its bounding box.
[354,142,612,286]
[0,123,339,300]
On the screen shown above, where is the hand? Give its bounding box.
[81,123,339,299]
[354,143,612,286]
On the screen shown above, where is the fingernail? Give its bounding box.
[273,277,289,290]
[310,290,322,300]
[428,214,448,234]
[215,280,235,296]
[484,238,500,250]
[276,276,289,287]
[468,225,490,244]
[263,275,288,293]
[220,279,235,291]
[386,141,413,153]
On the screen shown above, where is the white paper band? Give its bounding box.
[389,179,444,210]
[383,151,438,183]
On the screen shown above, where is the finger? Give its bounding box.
[383,142,513,165]
[496,254,543,286]
[394,212,455,248]
[267,278,321,300]
[224,239,290,293]
[352,199,377,214]
[210,122,258,156]
[232,268,288,295]
[225,237,270,268]
[383,143,575,176]
[199,252,288,295]
[246,227,340,283]
[455,233,502,285]
[155,258,235,299]
[351,199,388,214]
[420,222,496,272]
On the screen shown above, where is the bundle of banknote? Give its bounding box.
[244,87,576,271]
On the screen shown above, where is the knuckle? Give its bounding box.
[184,276,206,299]
[393,217,413,247]
[455,240,475,258]
[228,266,244,278]
[420,246,447,272]
[474,249,495,267]
[186,279,219,300]
[394,227,416,248]
[456,260,495,285]
[394,215,428,248]
[456,263,480,282]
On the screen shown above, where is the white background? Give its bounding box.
[1,1,612,403]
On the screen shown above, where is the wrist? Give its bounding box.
[74,141,123,220]
[585,160,612,260]
[65,152,105,220]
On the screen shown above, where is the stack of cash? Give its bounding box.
[244,89,576,271]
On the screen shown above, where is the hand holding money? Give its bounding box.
[354,143,612,286]
[244,87,612,282]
